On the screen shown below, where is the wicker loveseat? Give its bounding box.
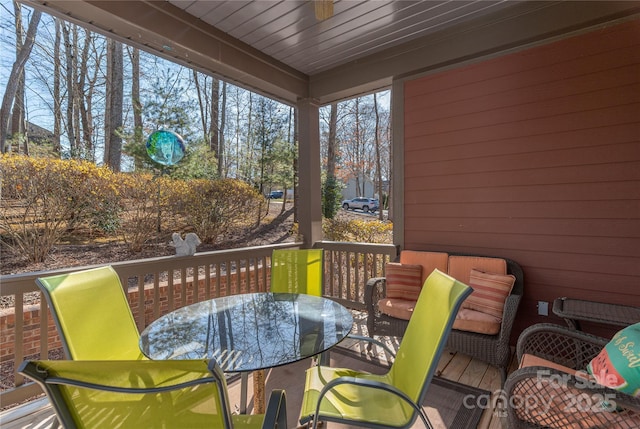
[504,323,640,428]
[364,250,524,383]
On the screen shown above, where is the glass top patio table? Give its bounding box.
[139,292,354,372]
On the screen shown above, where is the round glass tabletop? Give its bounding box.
[139,292,354,372]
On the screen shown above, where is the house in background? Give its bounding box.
[342,175,376,200]
[4,118,54,151]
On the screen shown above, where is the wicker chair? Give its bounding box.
[364,251,524,384]
[504,323,640,428]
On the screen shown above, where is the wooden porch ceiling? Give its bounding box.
[21,1,640,104]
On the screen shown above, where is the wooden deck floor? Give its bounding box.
[1,312,513,429]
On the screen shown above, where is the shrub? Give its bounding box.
[323,217,393,243]
[0,154,119,262]
[321,176,343,219]
[115,172,168,252]
[168,178,262,243]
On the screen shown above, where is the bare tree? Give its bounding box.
[10,2,26,154]
[373,93,384,220]
[193,70,208,142]
[193,72,226,177]
[327,103,338,180]
[104,38,123,170]
[52,17,61,155]
[0,5,41,153]
[61,22,77,155]
[219,81,227,178]
[130,46,143,168]
[210,77,220,161]
[293,106,299,223]
[78,28,93,157]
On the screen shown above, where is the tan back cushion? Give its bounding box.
[399,250,448,285]
[447,255,507,284]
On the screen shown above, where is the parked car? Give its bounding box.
[342,197,379,212]
[267,190,284,199]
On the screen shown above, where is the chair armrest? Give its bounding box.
[516,323,609,369]
[19,359,218,392]
[504,365,640,428]
[310,376,429,429]
[19,359,227,428]
[364,277,386,315]
[346,334,396,360]
[262,389,287,429]
[497,292,522,341]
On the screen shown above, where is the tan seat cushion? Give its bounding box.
[520,353,585,377]
[399,251,448,286]
[452,308,501,335]
[378,300,502,335]
[378,298,414,320]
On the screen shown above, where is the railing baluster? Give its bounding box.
[39,291,49,360]
[215,262,222,297]
[14,294,24,387]
[180,267,187,306]
[205,264,211,300]
[168,270,175,312]
[137,275,145,331]
[153,272,161,319]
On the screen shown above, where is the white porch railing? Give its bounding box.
[0,241,397,408]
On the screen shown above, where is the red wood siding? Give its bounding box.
[402,18,640,338]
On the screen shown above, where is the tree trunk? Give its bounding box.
[0,6,41,153]
[219,81,227,178]
[293,107,299,223]
[354,98,362,195]
[235,87,242,180]
[52,18,62,155]
[193,71,208,142]
[10,2,26,154]
[280,106,294,215]
[210,78,220,175]
[327,103,338,178]
[78,29,93,159]
[12,75,26,155]
[131,47,143,169]
[72,26,82,157]
[245,92,253,183]
[62,23,77,156]
[83,40,101,161]
[373,94,384,220]
[104,39,123,171]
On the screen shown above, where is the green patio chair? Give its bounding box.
[36,265,144,360]
[270,249,323,296]
[271,248,326,363]
[19,358,287,429]
[298,269,472,429]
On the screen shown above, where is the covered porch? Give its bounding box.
[2,0,639,426]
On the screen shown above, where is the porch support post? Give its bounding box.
[391,79,404,248]
[297,97,323,247]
